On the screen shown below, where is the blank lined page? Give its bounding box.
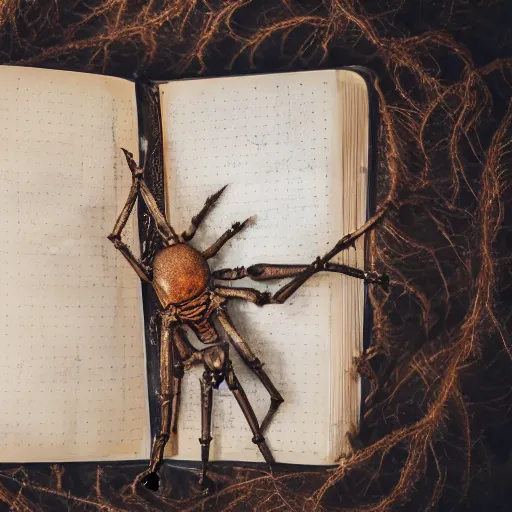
[159,70,368,464]
[0,66,150,462]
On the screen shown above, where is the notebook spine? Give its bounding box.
[134,82,167,444]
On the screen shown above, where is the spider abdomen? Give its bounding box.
[152,243,210,307]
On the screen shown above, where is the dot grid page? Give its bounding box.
[0,66,150,462]
[159,70,367,465]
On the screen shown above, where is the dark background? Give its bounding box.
[0,1,511,510]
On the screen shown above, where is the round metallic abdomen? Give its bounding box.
[152,244,210,307]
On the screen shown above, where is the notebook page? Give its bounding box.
[0,66,150,462]
[159,70,362,465]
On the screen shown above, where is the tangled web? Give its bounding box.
[0,1,511,510]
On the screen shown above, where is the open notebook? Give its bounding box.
[0,65,375,466]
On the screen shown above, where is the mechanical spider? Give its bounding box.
[108,148,388,491]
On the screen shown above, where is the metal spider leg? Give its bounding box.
[216,262,388,289]
[247,262,367,281]
[181,185,228,242]
[108,179,151,282]
[199,369,214,487]
[269,260,389,302]
[264,230,388,303]
[225,360,275,464]
[268,259,324,304]
[213,264,315,281]
[212,267,248,280]
[216,309,283,434]
[202,217,255,259]
[268,263,388,288]
[143,317,184,491]
[121,148,179,245]
[170,326,198,435]
[214,269,317,306]
[216,286,271,307]
[147,321,173,473]
[193,343,228,486]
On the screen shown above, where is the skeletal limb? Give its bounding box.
[121,148,179,245]
[142,318,195,491]
[215,228,389,304]
[225,360,275,464]
[216,265,387,310]
[266,231,388,304]
[169,326,197,435]
[195,344,274,486]
[199,370,214,486]
[192,344,222,486]
[216,286,271,307]
[181,185,228,242]
[108,179,151,282]
[216,307,284,434]
[202,217,255,259]
[213,262,388,287]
